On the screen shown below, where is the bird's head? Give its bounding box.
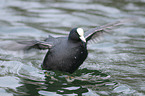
[69,28,86,42]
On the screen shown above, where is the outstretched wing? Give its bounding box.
[85,19,132,43]
[17,35,66,50]
[17,40,52,50]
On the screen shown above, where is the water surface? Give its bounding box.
[0,0,145,95]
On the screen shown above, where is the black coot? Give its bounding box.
[18,20,126,74]
[43,28,88,74]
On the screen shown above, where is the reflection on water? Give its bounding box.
[0,0,145,95]
[12,69,115,96]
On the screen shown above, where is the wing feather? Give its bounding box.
[85,19,132,43]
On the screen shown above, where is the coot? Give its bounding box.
[18,20,126,74]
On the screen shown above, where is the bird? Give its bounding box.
[18,20,128,74]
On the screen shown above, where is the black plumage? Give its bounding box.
[18,20,127,74]
[43,28,88,73]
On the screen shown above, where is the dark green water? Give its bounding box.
[0,0,145,96]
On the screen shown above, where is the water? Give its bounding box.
[0,0,145,95]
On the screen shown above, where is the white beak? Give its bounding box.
[80,36,86,42]
[77,28,86,42]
